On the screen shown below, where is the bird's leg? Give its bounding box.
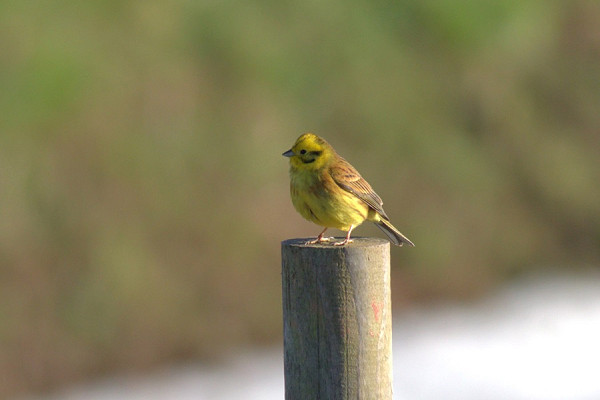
[306,227,331,245]
[334,225,354,246]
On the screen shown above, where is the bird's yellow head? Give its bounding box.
[282,133,333,170]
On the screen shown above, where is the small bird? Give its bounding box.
[283,133,414,247]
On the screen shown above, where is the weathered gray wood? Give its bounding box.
[281,237,392,400]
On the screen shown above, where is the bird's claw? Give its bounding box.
[333,239,353,246]
[305,236,334,245]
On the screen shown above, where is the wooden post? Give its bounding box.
[281,238,392,400]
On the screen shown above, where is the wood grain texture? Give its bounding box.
[281,238,392,400]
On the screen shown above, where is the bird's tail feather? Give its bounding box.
[374,218,415,247]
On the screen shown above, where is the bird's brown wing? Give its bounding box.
[329,156,389,219]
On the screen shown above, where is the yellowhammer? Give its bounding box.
[283,133,414,247]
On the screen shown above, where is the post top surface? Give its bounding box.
[282,237,389,249]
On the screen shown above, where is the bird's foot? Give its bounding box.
[305,236,334,245]
[333,226,354,246]
[333,238,353,246]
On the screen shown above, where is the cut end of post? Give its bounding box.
[282,237,389,248]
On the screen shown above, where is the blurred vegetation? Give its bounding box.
[1,0,599,397]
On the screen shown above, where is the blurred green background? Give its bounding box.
[1,0,599,397]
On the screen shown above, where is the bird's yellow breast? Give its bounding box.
[289,167,369,231]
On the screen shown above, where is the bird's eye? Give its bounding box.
[300,149,307,154]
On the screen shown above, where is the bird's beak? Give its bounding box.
[282,149,294,157]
